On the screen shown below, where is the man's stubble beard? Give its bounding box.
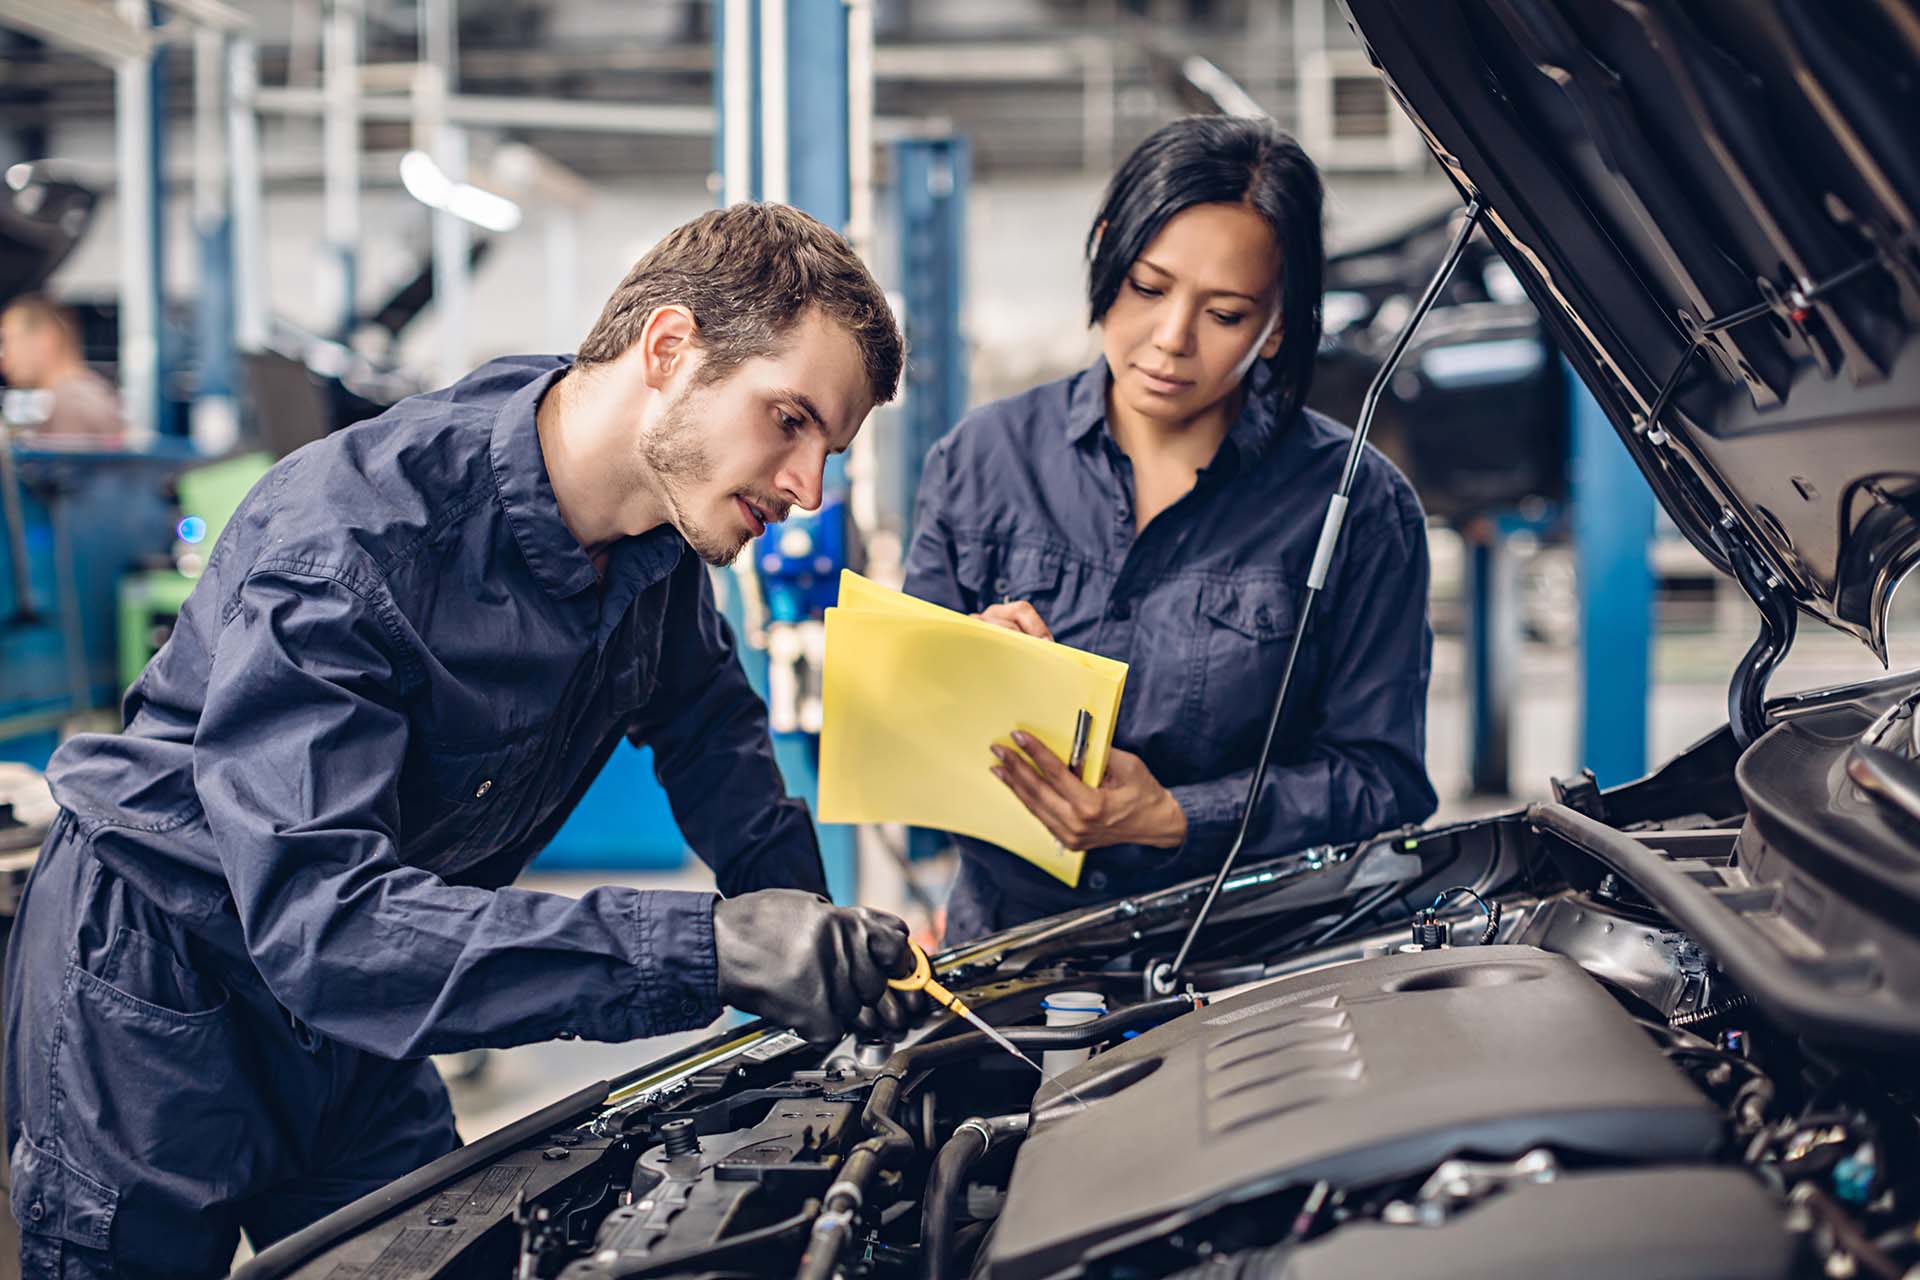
[641,386,752,568]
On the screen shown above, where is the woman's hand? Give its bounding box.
[972,602,1053,641]
[990,732,1187,851]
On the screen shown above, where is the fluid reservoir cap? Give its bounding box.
[1040,992,1106,1081]
[1040,991,1106,1018]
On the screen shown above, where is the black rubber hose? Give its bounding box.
[1722,536,1797,749]
[923,1115,1029,1280]
[796,996,1195,1280]
[1526,802,1920,1049]
[923,1124,987,1280]
[231,1081,610,1279]
[797,1076,918,1280]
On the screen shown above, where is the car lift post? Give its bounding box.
[715,0,863,902]
[1570,366,1653,785]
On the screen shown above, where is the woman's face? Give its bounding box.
[1099,200,1285,428]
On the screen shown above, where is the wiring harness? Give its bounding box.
[1411,886,1501,949]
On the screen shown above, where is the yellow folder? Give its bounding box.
[818,571,1129,886]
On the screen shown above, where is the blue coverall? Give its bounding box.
[3,356,826,1275]
[904,358,1439,942]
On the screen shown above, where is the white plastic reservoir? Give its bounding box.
[1039,990,1108,1080]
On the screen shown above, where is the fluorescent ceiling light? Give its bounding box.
[399,150,522,233]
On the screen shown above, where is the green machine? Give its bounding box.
[117,452,272,687]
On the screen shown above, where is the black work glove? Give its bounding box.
[855,984,931,1039]
[712,890,914,1045]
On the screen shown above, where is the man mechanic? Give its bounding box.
[3,202,914,1276]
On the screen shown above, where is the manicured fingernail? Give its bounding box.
[990,767,1007,782]
[990,745,1007,761]
[1011,731,1030,746]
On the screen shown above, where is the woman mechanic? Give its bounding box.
[904,114,1440,944]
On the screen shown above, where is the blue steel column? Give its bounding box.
[894,135,969,863]
[892,136,970,531]
[192,28,237,453]
[785,0,848,229]
[193,217,235,436]
[148,19,178,436]
[778,0,855,903]
[1570,363,1654,785]
[711,0,860,901]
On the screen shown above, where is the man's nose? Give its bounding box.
[777,442,827,513]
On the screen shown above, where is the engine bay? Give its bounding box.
[240,677,1920,1280]
[994,946,1726,1279]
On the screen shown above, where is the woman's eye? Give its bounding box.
[1127,279,1163,299]
[1210,311,1247,327]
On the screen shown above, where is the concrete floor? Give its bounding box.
[443,600,1918,1142]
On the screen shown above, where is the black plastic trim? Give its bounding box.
[228,1081,611,1280]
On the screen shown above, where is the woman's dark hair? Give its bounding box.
[1087,114,1325,430]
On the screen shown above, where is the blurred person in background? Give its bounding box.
[905,115,1439,943]
[0,293,125,444]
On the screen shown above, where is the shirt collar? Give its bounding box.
[489,358,686,603]
[1064,355,1289,473]
[1064,357,1111,446]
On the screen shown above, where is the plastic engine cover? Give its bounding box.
[1274,1168,1792,1280]
[989,946,1723,1280]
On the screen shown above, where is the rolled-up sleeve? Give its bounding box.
[195,565,723,1059]
[633,559,828,899]
[1164,504,1438,867]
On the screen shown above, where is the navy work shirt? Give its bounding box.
[44,356,825,1058]
[904,358,1437,933]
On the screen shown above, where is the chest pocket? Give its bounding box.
[1002,549,1063,611]
[955,539,1067,618]
[399,738,540,875]
[1185,578,1304,763]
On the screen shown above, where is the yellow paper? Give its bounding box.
[818,572,1128,886]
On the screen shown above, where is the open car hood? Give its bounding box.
[1339,0,1920,659]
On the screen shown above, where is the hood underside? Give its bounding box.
[1339,0,1920,658]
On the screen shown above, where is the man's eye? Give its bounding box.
[1127,279,1164,299]
[778,412,804,432]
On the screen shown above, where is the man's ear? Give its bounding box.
[638,304,698,392]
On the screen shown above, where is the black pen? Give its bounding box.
[1054,709,1094,857]
[1067,708,1092,781]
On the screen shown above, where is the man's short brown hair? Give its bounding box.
[576,203,903,405]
